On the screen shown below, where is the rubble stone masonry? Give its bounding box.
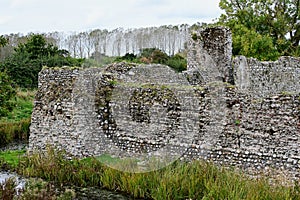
[29,27,300,179]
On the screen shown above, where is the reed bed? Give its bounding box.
[12,147,300,200]
[0,118,30,146]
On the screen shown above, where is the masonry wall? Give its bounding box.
[29,64,200,161]
[186,88,299,179]
[29,27,300,178]
[233,56,300,97]
[187,26,233,84]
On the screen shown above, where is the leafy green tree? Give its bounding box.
[0,34,83,88]
[0,71,16,117]
[0,35,8,47]
[231,24,280,60]
[0,36,15,117]
[218,0,300,60]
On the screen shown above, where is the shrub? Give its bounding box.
[166,54,187,72]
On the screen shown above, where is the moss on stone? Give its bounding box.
[191,33,198,41]
[280,91,295,96]
[42,66,82,71]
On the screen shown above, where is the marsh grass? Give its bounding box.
[0,118,31,146]
[9,147,299,200]
[1,89,35,122]
[0,177,76,200]
[0,177,16,200]
[0,89,35,146]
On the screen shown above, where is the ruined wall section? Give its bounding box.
[187,27,233,84]
[186,88,300,179]
[29,27,300,178]
[29,64,300,178]
[29,68,106,157]
[234,56,300,97]
[29,63,200,161]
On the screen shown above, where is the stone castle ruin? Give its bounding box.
[29,27,300,177]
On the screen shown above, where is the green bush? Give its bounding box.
[116,53,137,61]
[116,49,187,72]
[166,54,187,72]
[139,48,169,64]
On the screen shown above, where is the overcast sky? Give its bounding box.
[0,0,222,35]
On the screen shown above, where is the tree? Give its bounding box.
[0,35,9,61]
[218,0,300,60]
[0,35,8,47]
[0,34,82,88]
[230,24,280,60]
[15,34,57,59]
[0,37,15,116]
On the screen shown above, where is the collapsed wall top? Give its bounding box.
[187,26,233,84]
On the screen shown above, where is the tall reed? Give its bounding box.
[0,177,76,200]
[0,178,16,200]
[0,118,31,146]
[0,89,35,147]
[15,147,300,200]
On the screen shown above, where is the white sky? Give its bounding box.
[0,0,222,35]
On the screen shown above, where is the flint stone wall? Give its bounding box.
[187,26,233,84]
[29,64,200,160]
[29,27,300,179]
[233,56,300,98]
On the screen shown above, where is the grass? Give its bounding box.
[1,147,296,200]
[0,177,76,200]
[0,178,16,200]
[96,154,121,165]
[0,118,31,146]
[0,149,26,168]
[0,150,75,200]
[0,89,35,146]
[1,89,35,123]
